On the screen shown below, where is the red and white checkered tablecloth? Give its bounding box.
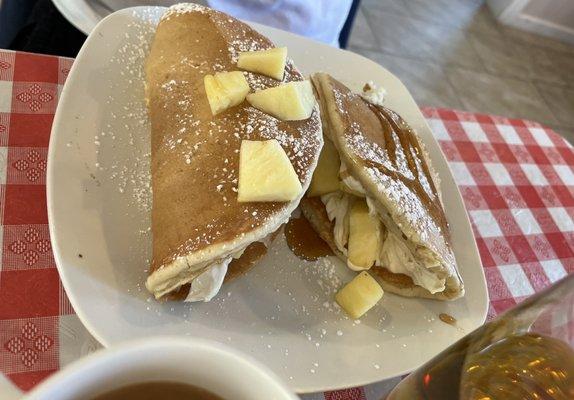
[0,49,572,399]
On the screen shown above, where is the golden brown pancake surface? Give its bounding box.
[145,5,322,277]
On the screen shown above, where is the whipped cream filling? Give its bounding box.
[321,162,445,293]
[146,245,246,300]
[322,190,378,272]
[379,233,445,294]
[360,81,386,107]
[185,256,231,302]
[322,191,350,256]
[147,234,272,302]
[339,162,366,196]
[183,238,275,302]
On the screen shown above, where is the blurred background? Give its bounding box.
[1,0,572,143]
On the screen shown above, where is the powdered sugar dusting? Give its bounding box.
[333,87,348,117]
[227,38,265,63]
[346,124,394,172]
[145,5,322,269]
[305,257,343,303]
[98,14,155,213]
[162,3,208,20]
[345,119,416,182]
[415,155,433,199]
[367,168,432,241]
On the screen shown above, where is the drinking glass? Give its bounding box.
[387,274,574,400]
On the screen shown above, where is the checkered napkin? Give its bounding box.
[0,50,572,398]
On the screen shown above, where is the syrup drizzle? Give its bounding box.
[439,313,457,326]
[285,216,333,261]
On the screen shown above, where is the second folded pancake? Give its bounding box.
[302,73,464,300]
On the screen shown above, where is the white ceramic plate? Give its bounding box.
[48,7,488,393]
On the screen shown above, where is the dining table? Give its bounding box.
[0,49,572,399]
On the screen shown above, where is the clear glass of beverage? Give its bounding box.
[387,274,574,400]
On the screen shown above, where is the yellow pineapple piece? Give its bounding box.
[204,71,249,115]
[348,200,380,270]
[237,139,302,202]
[246,81,315,121]
[336,271,384,319]
[237,47,288,80]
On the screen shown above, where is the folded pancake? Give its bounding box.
[144,4,322,301]
[301,73,463,300]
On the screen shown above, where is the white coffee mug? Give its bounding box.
[1,337,298,400]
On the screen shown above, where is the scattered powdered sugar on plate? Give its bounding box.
[306,257,343,307]
[96,13,156,213]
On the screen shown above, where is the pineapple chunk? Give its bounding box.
[348,200,380,270]
[246,81,315,121]
[307,137,340,197]
[204,71,249,115]
[237,47,288,80]
[336,271,384,319]
[238,139,302,202]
